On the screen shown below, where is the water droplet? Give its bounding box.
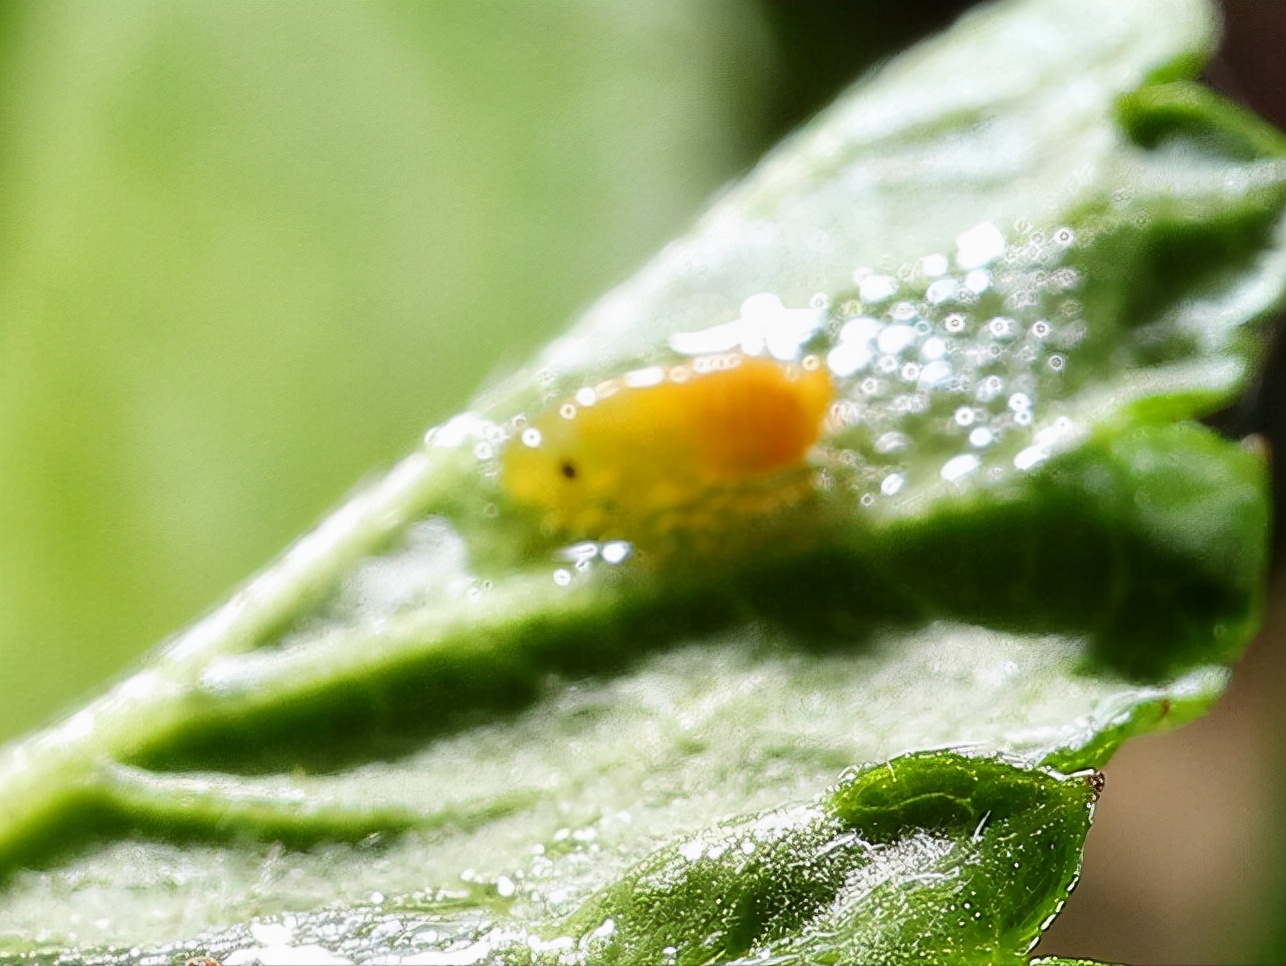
[624,365,665,389]
[955,222,1006,269]
[926,278,960,304]
[878,325,918,355]
[890,300,917,321]
[965,268,992,293]
[521,427,542,447]
[976,375,1004,402]
[827,341,872,377]
[918,360,953,389]
[553,569,572,586]
[881,473,905,496]
[841,315,881,343]
[859,274,898,303]
[559,403,576,420]
[601,541,632,565]
[988,316,1016,339]
[679,840,704,862]
[1048,354,1066,371]
[559,542,598,564]
[954,406,976,427]
[1014,444,1050,470]
[920,253,949,277]
[941,453,981,482]
[874,431,909,454]
[591,918,617,941]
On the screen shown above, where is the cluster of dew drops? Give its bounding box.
[427,218,1092,581]
[812,218,1088,507]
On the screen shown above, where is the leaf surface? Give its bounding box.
[1,0,1283,961]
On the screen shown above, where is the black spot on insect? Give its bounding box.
[560,460,578,480]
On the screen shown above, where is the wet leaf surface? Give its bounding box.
[1,0,1282,961]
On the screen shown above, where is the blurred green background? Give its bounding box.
[0,0,779,740]
[1,2,1282,963]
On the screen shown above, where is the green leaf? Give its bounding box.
[571,752,1098,965]
[1,0,1283,961]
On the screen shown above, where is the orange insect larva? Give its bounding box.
[501,353,833,541]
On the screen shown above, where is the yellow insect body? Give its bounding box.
[502,354,833,542]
